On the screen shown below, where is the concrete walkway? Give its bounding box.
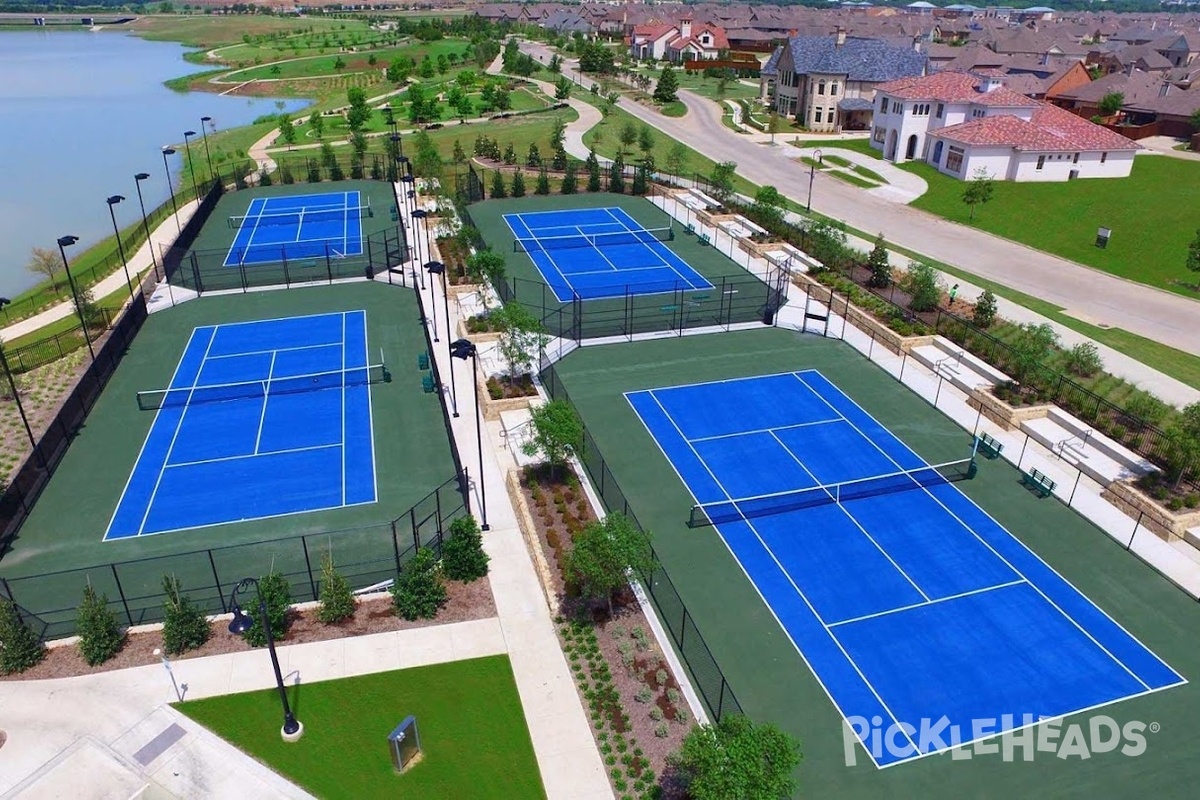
[784,142,929,203]
[1138,135,1200,161]
[521,41,1200,359]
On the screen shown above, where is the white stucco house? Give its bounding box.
[870,71,1139,181]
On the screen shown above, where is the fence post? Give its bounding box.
[301,535,318,601]
[1017,433,1030,470]
[391,521,403,574]
[679,607,688,648]
[208,550,226,612]
[0,576,15,605]
[717,678,726,721]
[1127,512,1143,550]
[325,244,334,284]
[110,564,134,627]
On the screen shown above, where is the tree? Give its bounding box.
[0,597,44,675]
[25,246,64,291]
[673,715,802,800]
[555,76,572,100]
[561,160,579,194]
[610,153,625,193]
[418,57,435,79]
[412,129,443,182]
[479,82,497,112]
[550,116,568,157]
[277,115,296,148]
[566,513,654,616]
[709,161,737,205]
[654,63,680,104]
[386,57,410,83]
[501,37,520,72]
[535,166,551,195]
[490,169,508,199]
[333,55,346,71]
[665,141,689,183]
[1009,322,1059,382]
[244,571,291,648]
[452,138,467,166]
[466,248,506,286]
[317,552,356,624]
[391,547,446,621]
[1163,404,1200,489]
[442,515,489,582]
[308,109,324,139]
[866,234,891,288]
[579,41,615,74]
[494,86,512,112]
[77,584,123,666]
[511,169,526,197]
[972,289,998,328]
[751,185,786,230]
[492,301,548,380]
[1186,228,1200,288]
[503,142,517,165]
[586,150,602,192]
[548,54,562,73]
[349,130,368,161]
[522,399,583,479]
[526,142,542,168]
[161,575,210,656]
[454,91,474,120]
[1098,91,1125,117]
[961,167,995,221]
[637,124,655,159]
[618,121,638,156]
[900,260,943,313]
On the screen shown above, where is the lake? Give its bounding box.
[0,29,309,297]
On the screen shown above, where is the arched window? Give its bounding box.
[830,82,840,96]
[817,80,826,95]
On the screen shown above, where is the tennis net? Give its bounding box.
[228,202,373,229]
[513,226,673,253]
[136,363,388,411]
[688,459,974,528]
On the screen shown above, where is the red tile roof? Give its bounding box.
[878,71,1041,107]
[933,103,1139,152]
[669,25,730,52]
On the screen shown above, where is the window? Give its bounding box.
[936,103,944,118]
[1101,151,1108,164]
[830,82,840,96]
[1036,155,1046,170]
[946,146,964,172]
[972,108,985,118]
[815,109,823,123]
[873,126,886,143]
[913,103,930,116]
[881,97,890,113]
[817,80,826,95]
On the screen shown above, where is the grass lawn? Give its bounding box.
[129,14,364,49]
[903,155,1200,297]
[673,70,760,101]
[176,656,545,799]
[789,137,878,158]
[661,100,687,117]
[826,170,880,189]
[229,40,471,82]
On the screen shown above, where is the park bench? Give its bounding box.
[699,233,711,247]
[421,373,436,394]
[1021,467,1056,498]
[975,432,1004,460]
[684,222,695,235]
[417,351,430,370]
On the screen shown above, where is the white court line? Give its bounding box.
[212,310,349,330]
[606,206,711,291]
[794,373,1158,692]
[222,197,266,267]
[502,213,575,296]
[361,310,379,504]
[642,389,921,757]
[114,494,374,540]
[767,429,931,603]
[827,579,1027,628]
[340,311,347,507]
[253,352,276,455]
[688,417,841,443]
[136,330,220,536]
[207,342,342,360]
[565,265,676,278]
[164,442,341,470]
[575,225,621,272]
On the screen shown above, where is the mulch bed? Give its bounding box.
[2,577,495,682]
[487,374,538,400]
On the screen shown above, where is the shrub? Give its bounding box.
[317,552,357,624]
[900,260,942,312]
[391,546,447,620]
[655,722,670,738]
[649,705,664,721]
[1124,392,1169,427]
[635,685,652,703]
[1065,341,1103,377]
[972,289,998,328]
[161,575,210,656]
[77,584,124,666]
[866,234,891,288]
[0,597,44,674]
[656,668,668,686]
[442,515,489,582]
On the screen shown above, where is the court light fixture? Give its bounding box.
[182,131,200,201]
[411,209,428,290]
[161,147,181,234]
[227,578,303,741]
[105,195,137,303]
[450,338,488,530]
[56,236,95,361]
[426,261,455,415]
[423,261,444,344]
[133,173,161,281]
[199,116,215,182]
[0,298,43,466]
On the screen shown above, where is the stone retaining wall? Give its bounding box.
[1102,480,1200,542]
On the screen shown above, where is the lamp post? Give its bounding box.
[105,195,137,303]
[0,298,44,467]
[426,262,457,416]
[400,172,415,217]
[133,173,161,281]
[182,131,200,201]
[450,338,488,530]
[56,236,95,361]
[424,261,441,342]
[227,578,303,741]
[411,209,428,291]
[199,116,215,183]
[806,149,822,213]
[161,147,181,234]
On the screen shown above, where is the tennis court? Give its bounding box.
[105,310,382,540]
[223,190,368,267]
[627,369,1185,767]
[504,206,713,302]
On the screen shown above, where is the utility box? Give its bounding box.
[388,716,422,773]
[1096,227,1111,249]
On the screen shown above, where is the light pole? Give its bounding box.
[806,149,822,213]
[56,236,95,361]
[161,147,181,234]
[450,338,488,530]
[227,578,303,741]
[426,262,457,416]
[400,172,415,217]
[411,209,428,291]
[0,298,44,468]
[133,173,161,281]
[105,195,137,303]
[424,261,441,342]
[182,131,200,201]
[199,116,215,183]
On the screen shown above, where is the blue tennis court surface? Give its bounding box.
[223,191,366,267]
[105,311,377,540]
[627,371,1184,767]
[504,207,713,302]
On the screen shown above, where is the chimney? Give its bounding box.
[1160,81,1171,97]
[681,15,692,39]
[835,26,846,47]
[981,75,1003,92]
[913,33,922,52]
[1125,61,1136,77]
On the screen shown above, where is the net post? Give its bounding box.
[110,564,135,628]
[208,550,226,612]
[325,244,333,284]
[301,535,318,601]
[282,249,291,288]
[237,251,249,293]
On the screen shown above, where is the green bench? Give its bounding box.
[684,222,696,235]
[975,432,1004,460]
[417,351,430,370]
[421,372,436,394]
[1021,467,1056,498]
[698,233,711,247]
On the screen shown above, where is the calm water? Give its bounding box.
[0,30,310,296]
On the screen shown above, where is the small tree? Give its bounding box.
[566,513,655,617]
[1009,322,1059,382]
[161,575,210,656]
[1191,107,1200,132]
[526,143,542,168]
[493,302,549,381]
[609,153,626,193]
[866,234,891,288]
[77,584,123,666]
[637,124,655,159]
[391,547,447,621]
[1162,405,1200,489]
[709,161,737,205]
[244,571,291,648]
[452,138,467,166]
[466,248,506,287]
[653,63,679,104]
[26,246,64,292]
[562,160,579,194]
[971,289,998,328]
[1065,341,1104,378]
[750,185,786,229]
[535,166,551,195]
[673,715,802,800]
[618,121,638,157]
[586,150,602,192]
[555,76,572,100]
[900,260,942,312]
[503,142,517,165]
[1186,228,1200,288]
[0,597,44,675]
[490,169,508,199]
[522,399,583,478]
[317,552,356,624]
[665,141,689,183]
[442,515,489,582]
[277,115,296,148]
[308,110,324,138]
[511,169,526,198]
[1098,91,1125,117]
[961,168,995,221]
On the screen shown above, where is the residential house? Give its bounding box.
[628,16,729,63]
[1050,68,1167,118]
[762,28,928,132]
[871,71,1139,180]
[1150,31,1200,67]
[1122,86,1200,137]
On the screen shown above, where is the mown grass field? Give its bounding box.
[228,39,470,81]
